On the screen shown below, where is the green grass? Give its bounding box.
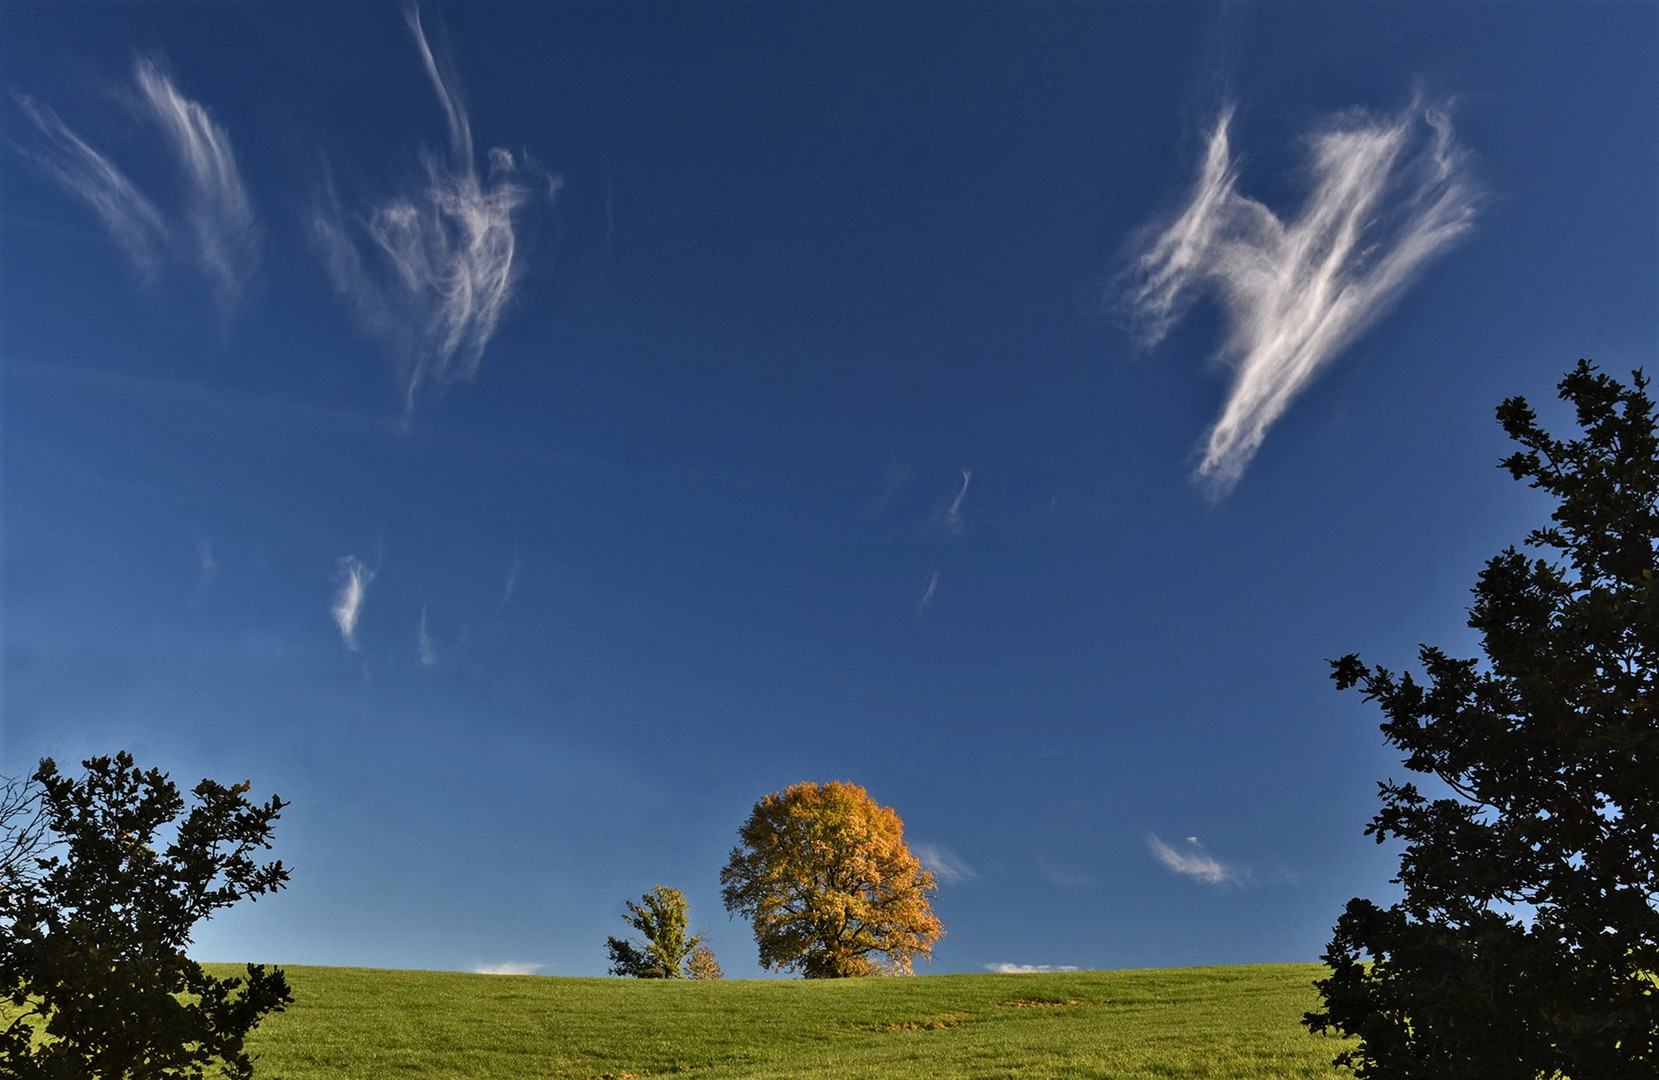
[208,963,1350,1079]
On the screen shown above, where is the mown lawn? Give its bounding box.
[211,963,1350,1079]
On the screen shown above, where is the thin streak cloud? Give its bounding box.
[11,60,258,303]
[418,605,437,666]
[11,95,169,276]
[496,554,521,616]
[939,468,972,535]
[331,556,376,651]
[984,963,1081,974]
[1148,834,1238,886]
[917,569,940,614]
[914,843,977,885]
[312,5,560,414]
[1123,99,1478,497]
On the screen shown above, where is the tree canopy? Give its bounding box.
[1305,361,1658,1078]
[0,752,292,1080]
[605,885,707,979]
[720,780,942,978]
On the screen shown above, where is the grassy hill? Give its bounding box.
[218,963,1350,1079]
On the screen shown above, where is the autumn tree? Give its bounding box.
[605,884,707,979]
[684,944,723,980]
[720,780,943,978]
[0,752,292,1079]
[1305,361,1658,1078]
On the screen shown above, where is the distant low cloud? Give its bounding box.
[914,843,977,885]
[984,963,1081,974]
[1148,834,1238,886]
[331,556,376,651]
[473,961,543,976]
[12,58,258,304]
[312,5,559,414]
[1121,99,1478,497]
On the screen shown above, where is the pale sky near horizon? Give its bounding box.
[1,1,1654,977]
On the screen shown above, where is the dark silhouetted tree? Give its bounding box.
[720,780,942,978]
[0,751,292,1079]
[1306,361,1658,1078]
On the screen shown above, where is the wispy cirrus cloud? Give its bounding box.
[11,95,169,275]
[312,5,560,414]
[984,963,1081,974]
[331,556,376,651]
[1148,834,1239,886]
[917,569,940,614]
[914,843,977,885]
[495,554,521,616]
[473,961,544,976]
[131,59,259,306]
[417,605,437,666]
[1121,99,1478,497]
[938,468,972,536]
[11,59,258,304]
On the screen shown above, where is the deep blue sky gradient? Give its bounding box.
[2,2,1655,976]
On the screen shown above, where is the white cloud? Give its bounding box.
[313,5,559,413]
[196,536,218,591]
[331,556,376,651]
[939,468,972,535]
[1035,855,1093,890]
[917,569,940,614]
[496,553,521,616]
[1148,834,1238,886]
[914,843,977,885]
[11,60,258,304]
[131,59,260,306]
[12,95,169,275]
[984,963,1081,974]
[473,961,544,976]
[417,605,437,666]
[1122,99,1478,497]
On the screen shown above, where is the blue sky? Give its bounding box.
[1,2,1654,978]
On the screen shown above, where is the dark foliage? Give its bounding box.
[1306,362,1658,1078]
[0,752,292,1079]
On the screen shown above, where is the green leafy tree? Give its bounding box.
[720,780,943,978]
[1306,361,1658,1078]
[605,885,704,979]
[0,752,293,1079]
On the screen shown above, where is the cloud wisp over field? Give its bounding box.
[2,2,1653,977]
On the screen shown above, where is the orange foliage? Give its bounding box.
[720,780,944,978]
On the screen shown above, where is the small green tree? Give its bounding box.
[1306,361,1658,1078]
[0,751,292,1079]
[605,885,704,979]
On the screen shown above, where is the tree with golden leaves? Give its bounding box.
[720,780,943,978]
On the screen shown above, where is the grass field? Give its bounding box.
[210,963,1350,1079]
